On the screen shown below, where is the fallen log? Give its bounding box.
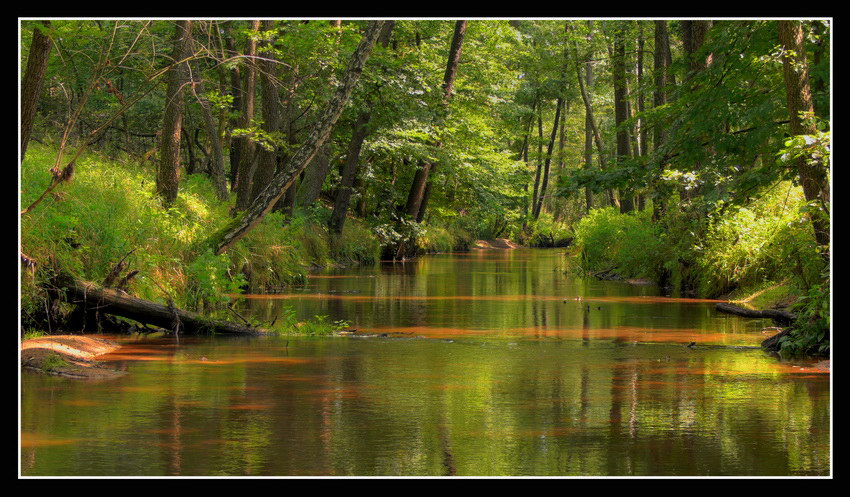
[715,302,796,325]
[58,276,264,335]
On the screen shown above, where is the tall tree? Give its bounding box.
[233,20,261,211]
[651,20,674,221]
[329,21,395,235]
[574,25,617,209]
[249,21,284,206]
[20,21,53,160]
[778,20,830,251]
[413,20,468,222]
[156,20,193,206]
[208,20,385,255]
[612,22,633,213]
[582,21,594,212]
[532,97,563,219]
[190,61,229,201]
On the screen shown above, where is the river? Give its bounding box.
[20,249,830,476]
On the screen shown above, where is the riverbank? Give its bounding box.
[21,335,126,379]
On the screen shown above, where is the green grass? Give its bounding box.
[727,280,795,309]
[41,352,69,372]
[20,144,385,334]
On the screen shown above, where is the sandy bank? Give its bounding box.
[474,238,522,249]
[21,335,127,380]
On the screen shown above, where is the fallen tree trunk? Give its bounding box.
[58,276,264,335]
[715,302,796,325]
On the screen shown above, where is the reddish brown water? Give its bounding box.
[20,249,830,476]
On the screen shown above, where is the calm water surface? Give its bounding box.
[20,249,830,476]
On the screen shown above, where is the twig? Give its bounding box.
[226,304,253,327]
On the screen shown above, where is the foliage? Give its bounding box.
[572,207,666,280]
[265,305,350,336]
[780,275,830,356]
[20,20,830,353]
[693,182,823,297]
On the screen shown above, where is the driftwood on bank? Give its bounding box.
[715,302,796,325]
[58,276,263,335]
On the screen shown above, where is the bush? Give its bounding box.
[693,182,824,297]
[781,275,830,356]
[519,211,573,248]
[572,207,666,280]
[330,218,381,265]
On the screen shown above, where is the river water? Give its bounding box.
[20,249,830,476]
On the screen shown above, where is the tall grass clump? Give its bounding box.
[571,207,666,280]
[416,223,473,253]
[519,211,574,247]
[330,218,381,265]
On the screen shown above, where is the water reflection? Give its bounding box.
[21,250,829,476]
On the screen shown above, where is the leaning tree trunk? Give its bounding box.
[156,20,193,206]
[530,111,543,219]
[778,20,830,252]
[21,20,53,160]
[208,20,385,255]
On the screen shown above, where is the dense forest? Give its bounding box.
[20,19,830,356]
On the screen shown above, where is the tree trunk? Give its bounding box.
[574,33,617,209]
[249,21,284,206]
[59,275,263,335]
[414,20,468,222]
[21,20,53,160]
[652,20,673,150]
[778,20,830,251]
[223,21,243,190]
[582,24,594,213]
[636,22,647,160]
[327,23,394,233]
[613,23,633,213]
[296,142,333,207]
[715,303,796,325]
[234,20,261,211]
[680,20,712,76]
[209,20,385,255]
[533,97,563,220]
[156,20,193,206]
[652,20,674,221]
[192,77,229,201]
[404,162,431,217]
[329,111,372,234]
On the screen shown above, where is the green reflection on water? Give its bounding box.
[21,250,830,476]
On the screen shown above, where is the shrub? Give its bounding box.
[780,275,830,356]
[572,207,666,280]
[693,182,824,297]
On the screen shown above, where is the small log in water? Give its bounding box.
[59,276,263,335]
[715,303,796,325]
